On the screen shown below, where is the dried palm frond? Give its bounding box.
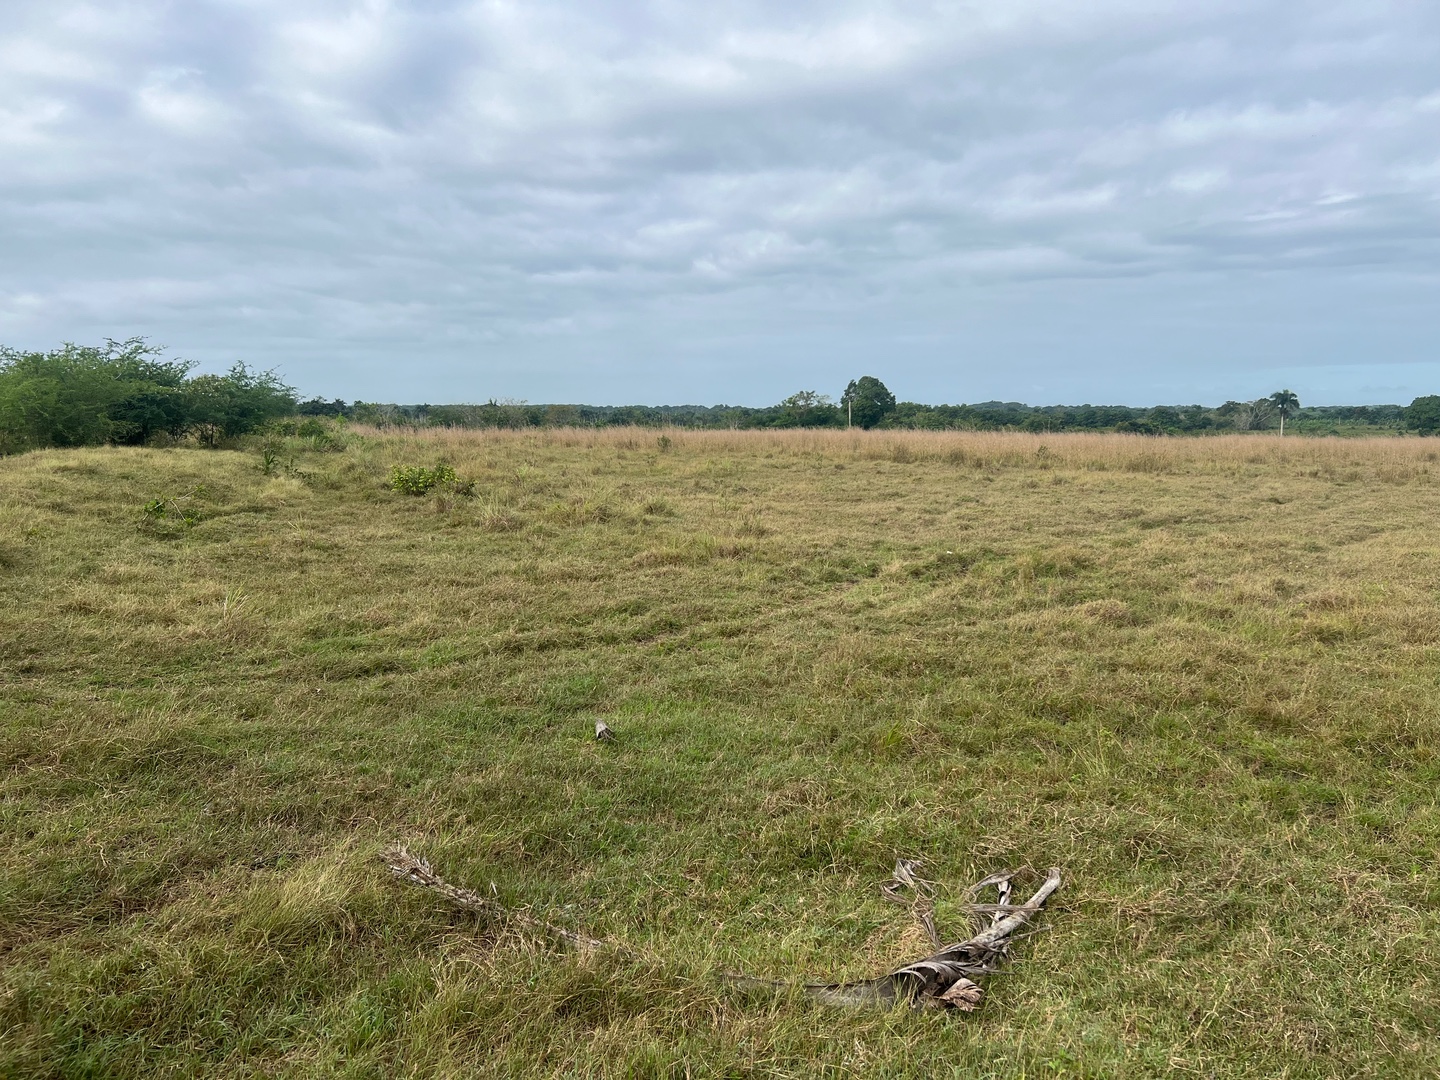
[380,845,1062,1011]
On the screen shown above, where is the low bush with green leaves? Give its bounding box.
[388,463,458,495]
[0,338,296,453]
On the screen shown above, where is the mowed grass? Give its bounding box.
[1,427,1438,1078]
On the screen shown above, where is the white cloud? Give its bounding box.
[1,0,1439,403]
[1158,102,1343,146]
[136,68,231,132]
[1167,169,1228,194]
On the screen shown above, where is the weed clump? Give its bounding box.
[388,464,459,496]
[141,486,208,531]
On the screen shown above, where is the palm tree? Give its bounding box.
[1269,390,1300,436]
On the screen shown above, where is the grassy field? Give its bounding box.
[2,427,1437,1078]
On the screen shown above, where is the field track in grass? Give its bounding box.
[2,427,1438,1077]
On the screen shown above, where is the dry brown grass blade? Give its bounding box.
[382,846,1062,1011]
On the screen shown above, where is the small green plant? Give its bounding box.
[260,445,280,475]
[388,463,458,496]
[140,486,208,529]
[656,434,672,452]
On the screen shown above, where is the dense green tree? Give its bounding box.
[107,352,196,445]
[776,390,839,427]
[1405,395,1440,435]
[840,376,897,429]
[184,363,296,445]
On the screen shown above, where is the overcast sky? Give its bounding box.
[3,1,1439,405]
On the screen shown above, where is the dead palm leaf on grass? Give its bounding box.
[381,846,1062,1011]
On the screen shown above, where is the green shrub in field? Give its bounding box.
[296,417,346,451]
[0,338,297,453]
[388,463,458,496]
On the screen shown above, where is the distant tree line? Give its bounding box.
[0,339,296,454]
[6,340,1440,453]
[320,379,1424,436]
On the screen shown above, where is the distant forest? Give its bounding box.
[305,388,1425,437]
[6,341,1440,453]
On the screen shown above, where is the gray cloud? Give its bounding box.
[2,0,1439,403]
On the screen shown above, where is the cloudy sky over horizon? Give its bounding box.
[3,1,1439,405]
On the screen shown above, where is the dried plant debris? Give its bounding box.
[880,857,940,949]
[381,846,1062,1012]
[384,846,608,952]
[594,719,615,741]
[880,857,935,900]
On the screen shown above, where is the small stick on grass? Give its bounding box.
[383,846,608,953]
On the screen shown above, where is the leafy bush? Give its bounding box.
[388,464,458,495]
[295,417,346,451]
[0,339,192,451]
[185,363,297,447]
[260,415,348,451]
[0,338,296,454]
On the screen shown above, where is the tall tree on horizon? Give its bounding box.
[841,376,897,429]
[1269,389,1300,436]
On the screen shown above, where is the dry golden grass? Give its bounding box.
[1,428,1437,1077]
[376,422,1440,469]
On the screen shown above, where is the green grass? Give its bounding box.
[2,426,1438,1078]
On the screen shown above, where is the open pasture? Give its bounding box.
[1,428,1437,1077]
